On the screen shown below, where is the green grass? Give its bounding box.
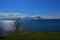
[0,30,60,40]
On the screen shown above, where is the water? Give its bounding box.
[0,20,16,36]
[21,19,60,32]
[0,19,60,36]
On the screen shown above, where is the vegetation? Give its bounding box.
[0,30,60,40]
[0,20,60,40]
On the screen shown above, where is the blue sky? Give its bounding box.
[0,0,60,19]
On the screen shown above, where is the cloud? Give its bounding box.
[0,12,40,18]
[0,12,60,19]
[0,12,29,18]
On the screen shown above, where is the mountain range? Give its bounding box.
[0,16,41,20]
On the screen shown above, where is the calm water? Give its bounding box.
[0,20,16,36]
[21,19,60,32]
[0,19,60,36]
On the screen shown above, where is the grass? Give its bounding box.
[0,30,60,40]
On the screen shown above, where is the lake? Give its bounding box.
[21,19,60,32]
[0,19,60,36]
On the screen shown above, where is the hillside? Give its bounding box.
[0,30,60,40]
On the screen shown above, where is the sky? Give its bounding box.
[0,0,60,19]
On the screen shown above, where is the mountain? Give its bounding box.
[0,15,42,20]
[34,16,42,20]
[21,16,42,20]
[22,17,34,20]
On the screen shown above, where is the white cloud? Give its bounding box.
[0,12,60,19]
[0,12,29,18]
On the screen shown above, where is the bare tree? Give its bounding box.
[0,26,4,37]
[14,20,21,31]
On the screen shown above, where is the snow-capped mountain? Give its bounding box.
[21,16,42,20]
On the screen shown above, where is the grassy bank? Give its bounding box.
[0,30,60,40]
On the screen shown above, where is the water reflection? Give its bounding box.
[0,20,16,37]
